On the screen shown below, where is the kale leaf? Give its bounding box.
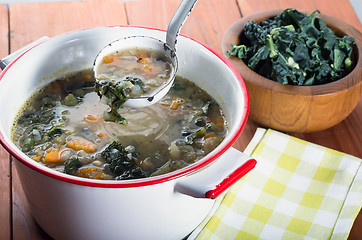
[17,112,41,126]
[19,136,35,152]
[100,141,146,180]
[17,110,55,126]
[95,80,128,125]
[227,8,355,85]
[95,77,145,125]
[64,156,81,175]
[124,76,144,88]
[46,127,64,140]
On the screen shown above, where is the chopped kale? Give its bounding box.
[82,80,96,89]
[19,136,35,152]
[95,80,128,125]
[172,83,185,91]
[37,95,58,111]
[64,156,81,175]
[94,77,145,125]
[17,110,55,126]
[100,141,146,180]
[124,76,144,88]
[17,112,41,126]
[227,8,355,85]
[16,110,57,151]
[46,127,64,140]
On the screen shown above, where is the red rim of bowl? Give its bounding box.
[0,25,249,188]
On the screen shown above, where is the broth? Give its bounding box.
[94,47,175,124]
[95,48,174,98]
[12,69,227,180]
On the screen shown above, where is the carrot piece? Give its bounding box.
[143,65,153,74]
[85,114,99,122]
[103,56,114,64]
[97,132,108,138]
[76,167,103,179]
[67,139,96,153]
[44,148,63,163]
[94,173,108,180]
[46,148,53,153]
[204,133,216,139]
[136,53,149,64]
[83,74,92,81]
[170,100,179,110]
[32,156,42,162]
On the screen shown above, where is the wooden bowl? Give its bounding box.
[222,9,362,133]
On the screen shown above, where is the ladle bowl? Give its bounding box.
[93,36,178,108]
[93,0,198,108]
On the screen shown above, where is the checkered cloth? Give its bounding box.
[189,128,362,240]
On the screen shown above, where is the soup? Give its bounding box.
[12,69,227,180]
[95,48,174,98]
[94,48,175,124]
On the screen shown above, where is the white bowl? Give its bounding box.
[0,26,252,240]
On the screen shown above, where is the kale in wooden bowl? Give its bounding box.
[222,8,361,132]
[227,8,355,86]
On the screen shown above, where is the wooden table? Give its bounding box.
[0,0,361,239]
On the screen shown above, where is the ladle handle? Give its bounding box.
[166,0,198,51]
[0,36,49,70]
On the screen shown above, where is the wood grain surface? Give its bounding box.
[0,0,361,239]
[9,0,128,52]
[125,0,241,54]
[0,4,10,240]
[237,0,362,32]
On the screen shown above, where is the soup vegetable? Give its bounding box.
[12,69,227,180]
[227,8,355,86]
[95,48,175,124]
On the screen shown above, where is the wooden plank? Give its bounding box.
[0,150,11,239]
[237,0,362,32]
[9,0,128,52]
[0,4,8,60]
[8,1,128,239]
[125,0,179,29]
[0,148,11,240]
[125,0,242,55]
[0,4,11,240]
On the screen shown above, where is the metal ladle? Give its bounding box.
[93,0,198,108]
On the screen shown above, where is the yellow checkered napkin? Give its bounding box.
[189,128,362,240]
